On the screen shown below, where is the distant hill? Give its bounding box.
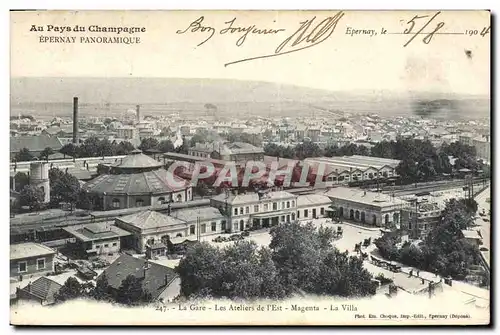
[10,77,489,119]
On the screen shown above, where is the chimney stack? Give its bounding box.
[73,97,79,144]
[136,105,140,122]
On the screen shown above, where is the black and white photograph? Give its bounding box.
[9,9,491,325]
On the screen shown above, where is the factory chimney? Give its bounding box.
[72,97,79,144]
[136,104,141,122]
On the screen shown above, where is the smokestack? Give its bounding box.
[73,97,79,144]
[136,105,140,122]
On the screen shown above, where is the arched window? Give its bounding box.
[158,197,166,205]
[350,209,354,220]
[147,238,155,245]
[291,200,295,207]
[339,207,344,217]
[373,215,377,225]
[292,213,295,221]
[393,213,399,224]
[161,235,170,243]
[286,201,290,208]
[40,186,45,196]
[176,233,183,238]
[355,210,360,220]
[385,214,390,224]
[112,198,120,208]
[136,199,144,207]
[369,173,374,179]
[176,194,182,202]
[383,171,388,178]
[361,212,366,223]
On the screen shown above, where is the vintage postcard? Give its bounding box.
[9,10,490,326]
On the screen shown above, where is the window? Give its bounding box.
[254,205,259,212]
[240,207,244,215]
[211,222,217,232]
[234,208,238,215]
[190,225,196,234]
[264,204,269,211]
[158,197,165,205]
[282,202,285,209]
[233,221,238,231]
[201,224,207,234]
[18,261,27,273]
[304,209,309,218]
[112,198,120,208]
[409,222,412,230]
[245,207,249,214]
[291,200,295,207]
[36,258,46,270]
[297,211,300,219]
[104,244,109,248]
[320,207,325,215]
[287,201,290,208]
[273,203,278,210]
[281,216,285,222]
[221,221,226,231]
[292,213,295,220]
[136,199,144,207]
[112,242,118,247]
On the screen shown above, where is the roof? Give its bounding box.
[118,210,187,230]
[297,194,331,207]
[324,187,407,208]
[83,168,189,195]
[63,222,131,242]
[10,134,63,153]
[171,206,224,222]
[20,276,62,302]
[11,242,56,260]
[191,141,264,156]
[462,230,481,240]
[147,242,167,250]
[111,150,163,169]
[98,254,178,300]
[211,190,296,205]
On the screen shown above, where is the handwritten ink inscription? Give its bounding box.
[175,11,488,66]
[176,12,345,67]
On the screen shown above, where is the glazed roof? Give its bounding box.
[83,168,189,195]
[111,150,163,169]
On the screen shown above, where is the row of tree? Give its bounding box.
[177,222,377,300]
[374,198,481,280]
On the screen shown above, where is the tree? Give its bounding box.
[294,142,323,160]
[14,172,29,191]
[20,185,44,211]
[55,277,85,302]
[190,134,206,147]
[157,140,175,153]
[39,147,54,161]
[139,137,159,152]
[60,143,77,159]
[92,273,112,301]
[97,138,115,157]
[15,148,34,162]
[49,168,81,210]
[115,275,152,305]
[115,141,135,155]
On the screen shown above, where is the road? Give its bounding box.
[473,185,491,268]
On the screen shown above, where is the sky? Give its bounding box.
[10,10,490,95]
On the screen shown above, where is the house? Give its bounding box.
[98,254,180,303]
[462,230,483,247]
[10,243,56,279]
[63,222,132,258]
[296,194,331,220]
[16,276,62,306]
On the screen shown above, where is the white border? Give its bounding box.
[2,1,497,334]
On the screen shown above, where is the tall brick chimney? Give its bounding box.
[72,97,79,144]
[136,104,140,123]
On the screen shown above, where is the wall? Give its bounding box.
[332,199,401,227]
[91,237,121,255]
[10,254,55,278]
[297,203,329,220]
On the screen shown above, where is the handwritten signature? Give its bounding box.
[176,12,345,67]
